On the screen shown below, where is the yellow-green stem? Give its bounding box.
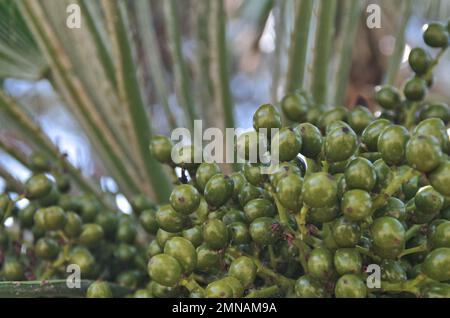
[245,285,280,298]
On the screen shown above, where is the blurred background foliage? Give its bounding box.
[0,0,449,210]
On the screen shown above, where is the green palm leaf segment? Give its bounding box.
[0,0,47,80]
[10,0,171,202]
[0,90,112,209]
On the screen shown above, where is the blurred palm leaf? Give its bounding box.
[0,0,47,80]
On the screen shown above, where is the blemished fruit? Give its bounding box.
[294,123,323,158]
[324,126,357,162]
[335,274,367,298]
[341,189,373,221]
[1,18,449,300]
[170,184,201,215]
[361,119,391,152]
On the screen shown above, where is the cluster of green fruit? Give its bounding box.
[0,20,449,298]
[144,20,450,299]
[145,116,450,298]
[0,154,156,297]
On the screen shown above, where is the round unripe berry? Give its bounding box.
[2,258,24,281]
[182,226,203,247]
[303,172,338,208]
[156,205,186,233]
[324,126,357,163]
[375,85,400,110]
[294,123,323,158]
[344,157,377,192]
[307,248,334,280]
[86,281,113,298]
[253,104,281,132]
[195,163,221,193]
[42,206,67,231]
[423,22,449,48]
[335,274,367,298]
[35,237,60,260]
[69,247,96,278]
[139,209,159,235]
[164,237,197,273]
[25,174,53,200]
[429,161,450,197]
[403,77,427,101]
[196,244,220,271]
[271,127,302,162]
[170,184,201,215]
[361,119,391,152]
[406,135,442,173]
[243,163,264,186]
[378,125,410,165]
[334,248,362,275]
[295,275,326,298]
[370,217,405,259]
[281,92,309,122]
[422,248,450,281]
[204,174,234,207]
[244,198,275,222]
[249,217,279,246]
[29,152,51,173]
[147,240,162,258]
[17,203,36,228]
[332,217,361,248]
[419,103,450,124]
[276,174,303,212]
[148,254,182,287]
[341,190,373,221]
[203,219,229,250]
[236,131,259,161]
[408,48,430,75]
[130,194,155,215]
[171,145,200,171]
[79,224,104,248]
[318,107,348,133]
[228,256,257,288]
[150,135,173,164]
[205,280,233,298]
[347,106,374,134]
[414,186,444,215]
[430,222,450,248]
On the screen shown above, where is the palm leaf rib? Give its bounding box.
[0,90,112,208]
[101,0,172,202]
[17,0,142,199]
